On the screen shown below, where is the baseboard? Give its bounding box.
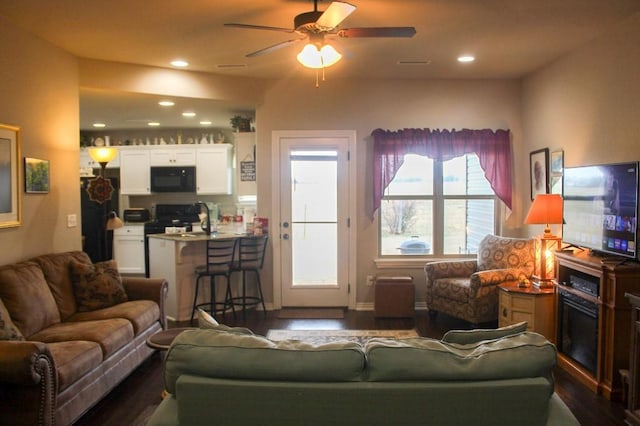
[355,302,427,311]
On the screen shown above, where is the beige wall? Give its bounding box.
[521,12,640,239]
[0,16,80,265]
[256,78,523,305]
[2,11,638,307]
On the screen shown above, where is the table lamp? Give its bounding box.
[524,194,564,288]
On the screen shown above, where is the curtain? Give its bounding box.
[371,128,512,218]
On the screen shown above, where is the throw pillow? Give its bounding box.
[197,308,254,335]
[441,321,528,345]
[0,298,24,341]
[70,259,128,312]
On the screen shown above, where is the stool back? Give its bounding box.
[235,235,268,271]
[202,238,237,275]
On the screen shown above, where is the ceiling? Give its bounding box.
[1,0,639,130]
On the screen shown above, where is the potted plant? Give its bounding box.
[230,115,253,132]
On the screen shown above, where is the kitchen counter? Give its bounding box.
[147,232,246,322]
[148,231,243,242]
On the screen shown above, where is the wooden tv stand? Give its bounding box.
[555,249,640,401]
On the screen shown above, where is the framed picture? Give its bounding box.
[530,148,549,201]
[551,175,563,195]
[0,124,21,228]
[551,150,564,174]
[24,157,50,193]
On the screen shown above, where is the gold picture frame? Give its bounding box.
[24,157,50,194]
[0,124,21,228]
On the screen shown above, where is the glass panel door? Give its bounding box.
[280,139,349,307]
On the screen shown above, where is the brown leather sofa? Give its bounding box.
[0,251,167,425]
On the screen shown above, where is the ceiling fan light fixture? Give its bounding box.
[297,43,342,69]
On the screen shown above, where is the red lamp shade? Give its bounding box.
[524,194,564,236]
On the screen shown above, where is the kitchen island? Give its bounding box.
[148,232,242,322]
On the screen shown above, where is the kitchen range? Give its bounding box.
[143,204,201,277]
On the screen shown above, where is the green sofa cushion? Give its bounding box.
[365,332,556,383]
[441,321,528,345]
[164,329,366,394]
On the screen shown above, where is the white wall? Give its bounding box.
[0,16,80,264]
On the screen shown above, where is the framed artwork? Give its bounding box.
[551,150,564,174]
[24,157,50,193]
[0,124,21,228]
[530,148,549,201]
[550,150,564,195]
[551,175,563,195]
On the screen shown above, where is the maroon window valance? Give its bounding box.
[371,128,512,218]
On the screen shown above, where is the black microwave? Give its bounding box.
[150,166,196,193]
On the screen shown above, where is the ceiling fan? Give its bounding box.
[224,0,416,66]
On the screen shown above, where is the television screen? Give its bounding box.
[563,161,638,259]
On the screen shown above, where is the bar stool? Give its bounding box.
[190,238,238,325]
[230,235,268,319]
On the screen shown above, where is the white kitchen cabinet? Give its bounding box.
[79,148,120,169]
[119,148,151,194]
[149,146,196,166]
[196,144,232,194]
[113,225,145,274]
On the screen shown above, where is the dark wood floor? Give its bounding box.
[75,309,626,425]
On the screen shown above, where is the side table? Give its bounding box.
[146,327,196,350]
[498,281,555,342]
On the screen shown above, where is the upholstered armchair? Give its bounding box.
[424,235,535,325]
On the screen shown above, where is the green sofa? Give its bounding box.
[147,322,579,426]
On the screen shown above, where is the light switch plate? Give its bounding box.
[67,214,77,228]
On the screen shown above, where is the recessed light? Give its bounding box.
[200,120,212,125]
[158,100,175,107]
[457,55,475,63]
[148,122,160,126]
[92,123,106,128]
[182,112,196,118]
[170,60,189,67]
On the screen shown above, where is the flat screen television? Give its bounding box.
[563,161,639,259]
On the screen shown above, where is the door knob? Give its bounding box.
[282,234,289,240]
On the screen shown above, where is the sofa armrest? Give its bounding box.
[0,341,57,425]
[0,340,55,386]
[469,268,530,293]
[425,260,478,283]
[122,277,168,329]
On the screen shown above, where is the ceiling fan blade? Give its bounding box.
[316,1,356,30]
[245,38,304,58]
[225,23,294,33]
[337,27,417,38]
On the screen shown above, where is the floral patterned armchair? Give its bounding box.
[424,235,534,325]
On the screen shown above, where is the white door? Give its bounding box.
[273,131,354,307]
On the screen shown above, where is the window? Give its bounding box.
[380,153,497,256]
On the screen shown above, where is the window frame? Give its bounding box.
[379,155,498,258]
